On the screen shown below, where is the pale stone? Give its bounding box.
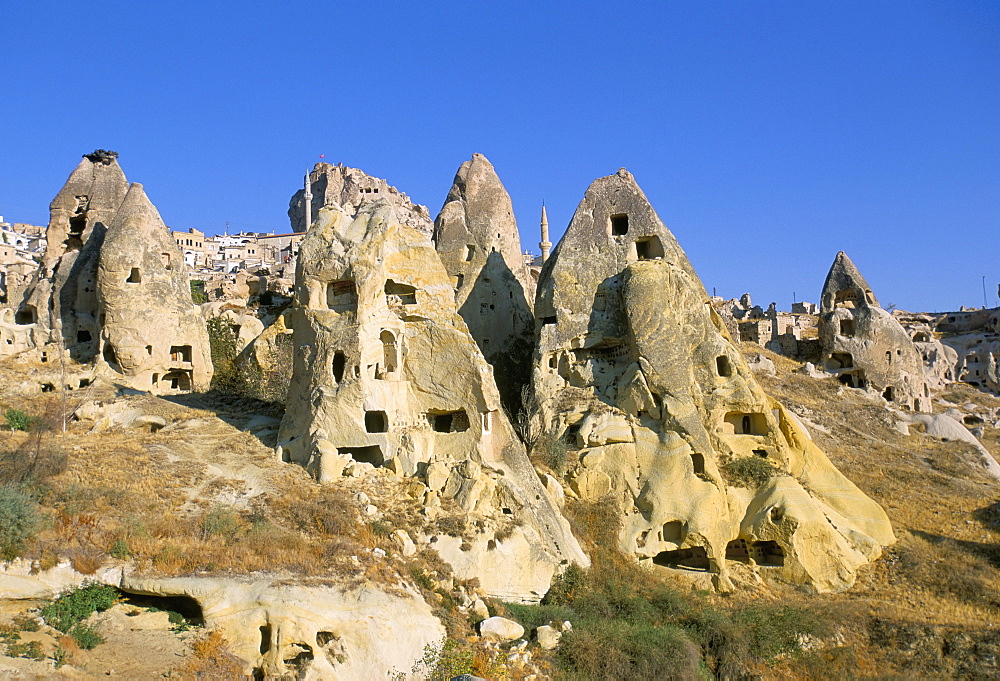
[535,624,562,650]
[120,573,442,679]
[472,598,490,620]
[479,616,524,642]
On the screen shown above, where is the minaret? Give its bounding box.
[302,170,313,232]
[539,203,551,263]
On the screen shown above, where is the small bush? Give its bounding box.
[40,583,118,633]
[532,432,569,476]
[109,539,131,560]
[200,506,241,541]
[721,456,781,488]
[69,623,104,650]
[0,484,41,559]
[12,614,40,632]
[4,408,34,432]
[7,640,45,660]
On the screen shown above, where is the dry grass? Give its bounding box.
[744,342,1000,675]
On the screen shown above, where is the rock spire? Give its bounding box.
[530,169,894,592]
[96,183,213,393]
[277,199,587,601]
[819,251,930,411]
[433,153,535,415]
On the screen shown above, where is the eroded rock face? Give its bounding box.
[819,252,931,411]
[277,200,588,601]
[120,574,442,679]
[434,153,535,414]
[531,169,894,592]
[11,151,130,359]
[96,183,213,393]
[288,163,432,234]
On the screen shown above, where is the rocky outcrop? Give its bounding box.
[10,151,130,360]
[530,169,894,592]
[819,252,931,411]
[119,574,442,679]
[277,200,588,601]
[434,153,535,415]
[96,183,213,393]
[288,163,432,234]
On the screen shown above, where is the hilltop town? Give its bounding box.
[0,150,997,678]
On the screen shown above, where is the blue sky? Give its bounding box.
[1,2,996,312]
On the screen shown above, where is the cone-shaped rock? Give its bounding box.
[819,251,930,411]
[96,183,213,393]
[434,153,535,415]
[277,200,588,601]
[531,169,894,592]
[12,150,129,359]
[288,163,432,234]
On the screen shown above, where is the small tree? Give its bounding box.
[0,485,41,559]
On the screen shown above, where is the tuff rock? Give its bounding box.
[819,251,930,411]
[276,199,588,601]
[529,168,895,592]
[434,153,536,415]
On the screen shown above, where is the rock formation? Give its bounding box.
[276,200,588,600]
[119,574,442,679]
[96,183,213,393]
[434,153,535,415]
[530,169,894,592]
[819,252,931,411]
[10,150,129,360]
[288,163,432,234]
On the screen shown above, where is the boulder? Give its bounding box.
[535,624,562,650]
[479,616,524,642]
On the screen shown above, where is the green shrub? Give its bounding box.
[70,622,104,649]
[52,643,70,667]
[200,506,240,541]
[4,408,34,432]
[11,614,39,632]
[190,280,207,305]
[40,583,118,633]
[721,456,781,488]
[0,484,41,559]
[109,538,131,560]
[7,640,44,660]
[531,432,569,476]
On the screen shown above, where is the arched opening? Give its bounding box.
[14,305,36,325]
[834,289,858,309]
[162,370,192,392]
[839,318,856,337]
[160,253,172,270]
[690,453,705,475]
[119,592,204,627]
[662,520,684,542]
[652,546,709,571]
[715,355,733,377]
[332,351,346,383]
[829,352,854,369]
[76,329,92,343]
[913,332,929,342]
[750,540,785,567]
[380,331,398,374]
[882,386,894,402]
[126,268,141,284]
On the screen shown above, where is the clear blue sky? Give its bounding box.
[1,2,996,312]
